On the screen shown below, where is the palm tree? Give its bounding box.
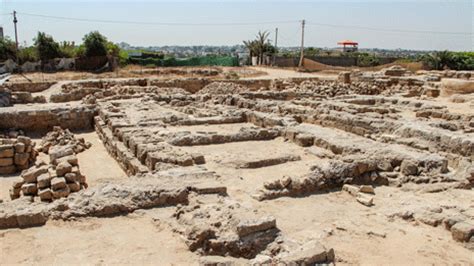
[243,31,275,65]
[255,31,270,65]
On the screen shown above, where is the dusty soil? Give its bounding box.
[1,211,199,265]
[243,66,337,80]
[75,131,128,185]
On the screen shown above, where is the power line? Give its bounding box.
[18,12,300,26]
[14,11,472,36]
[306,21,471,36]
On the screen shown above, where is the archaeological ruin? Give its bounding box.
[0,66,473,264]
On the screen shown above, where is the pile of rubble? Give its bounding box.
[342,184,375,206]
[0,136,37,175]
[198,82,249,95]
[381,65,410,77]
[10,145,87,201]
[37,126,91,154]
[298,80,384,96]
[171,197,280,259]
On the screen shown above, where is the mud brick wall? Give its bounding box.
[0,105,96,132]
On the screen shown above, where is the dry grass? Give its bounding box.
[7,66,267,83]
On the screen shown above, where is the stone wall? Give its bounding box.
[0,104,96,132]
[11,92,47,104]
[1,82,56,93]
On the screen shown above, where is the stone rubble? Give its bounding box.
[37,126,92,154]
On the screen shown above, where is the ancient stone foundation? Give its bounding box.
[1,67,473,262]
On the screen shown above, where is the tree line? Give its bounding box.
[419,51,474,71]
[0,31,122,64]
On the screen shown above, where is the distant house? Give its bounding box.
[127,51,142,57]
[338,40,358,53]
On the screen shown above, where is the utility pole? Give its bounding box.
[273,27,278,66]
[13,10,18,49]
[298,19,305,68]
[275,27,278,50]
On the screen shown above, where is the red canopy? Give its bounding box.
[337,40,358,46]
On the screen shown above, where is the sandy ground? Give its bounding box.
[1,210,199,265]
[75,131,128,185]
[258,188,474,265]
[243,66,338,80]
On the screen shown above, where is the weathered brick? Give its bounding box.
[0,157,13,167]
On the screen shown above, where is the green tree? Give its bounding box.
[106,41,127,65]
[34,32,61,61]
[0,37,18,61]
[82,31,108,57]
[74,45,86,58]
[17,46,38,64]
[59,41,76,58]
[106,42,120,57]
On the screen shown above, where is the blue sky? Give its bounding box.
[0,0,472,51]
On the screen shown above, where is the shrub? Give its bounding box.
[357,53,380,67]
[118,50,129,66]
[420,51,474,71]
